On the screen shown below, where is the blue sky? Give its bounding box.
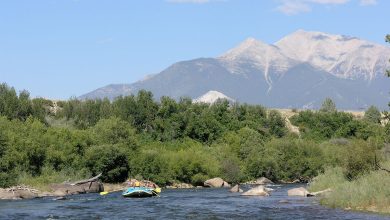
[0,0,388,99]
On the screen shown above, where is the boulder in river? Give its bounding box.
[230,184,243,193]
[254,177,274,185]
[204,178,230,188]
[287,187,309,197]
[241,186,270,196]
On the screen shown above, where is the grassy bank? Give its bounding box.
[14,167,91,191]
[309,165,390,214]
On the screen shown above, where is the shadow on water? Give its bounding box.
[0,184,389,220]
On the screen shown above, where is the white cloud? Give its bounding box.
[310,0,349,3]
[276,1,312,15]
[359,0,377,6]
[276,0,349,15]
[166,0,215,3]
[275,0,378,15]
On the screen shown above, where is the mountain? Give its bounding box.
[276,30,390,80]
[80,30,390,110]
[193,91,235,104]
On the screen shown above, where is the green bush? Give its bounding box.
[291,110,354,140]
[0,171,17,188]
[245,138,324,182]
[92,117,137,146]
[268,110,287,138]
[322,140,378,180]
[320,98,337,113]
[84,145,130,183]
[220,158,243,184]
[167,147,219,185]
[364,106,382,124]
[343,141,377,180]
[130,149,173,186]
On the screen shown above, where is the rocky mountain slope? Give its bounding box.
[80,30,390,110]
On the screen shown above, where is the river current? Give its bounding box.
[0,184,389,219]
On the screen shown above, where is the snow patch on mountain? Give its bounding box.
[219,37,298,91]
[275,29,390,80]
[219,37,297,74]
[193,91,234,104]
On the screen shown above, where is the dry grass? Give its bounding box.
[309,166,390,214]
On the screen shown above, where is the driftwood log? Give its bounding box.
[375,155,390,174]
[70,173,102,186]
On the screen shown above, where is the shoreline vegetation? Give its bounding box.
[1,83,390,214]
[309,166,390,214]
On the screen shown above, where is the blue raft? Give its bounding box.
[122,187,160,198]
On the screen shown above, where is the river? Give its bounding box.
[0,184,388,219]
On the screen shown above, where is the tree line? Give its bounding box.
[0,82,389,188]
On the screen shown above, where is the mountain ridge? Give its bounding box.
[80,30,390,110]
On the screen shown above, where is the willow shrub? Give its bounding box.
[245,138,324,182]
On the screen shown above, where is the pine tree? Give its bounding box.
[320,98,336,113]
[364,106,381,124]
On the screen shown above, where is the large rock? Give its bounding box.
[254,177,274,185]
[241,186,270,196]
[230,184,243,193]
[204,178,230,188]
[17,190,38,199]
[0,188,39,200]
[50,181,104,196]
[0,175,105,200]
[287,187,309,197]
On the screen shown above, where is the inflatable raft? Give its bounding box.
[122,187,161,198]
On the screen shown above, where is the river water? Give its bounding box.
[0,184,389,220]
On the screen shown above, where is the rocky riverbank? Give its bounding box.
[0,174,104,200]
[0,175,314,200]
[0,181,103,200]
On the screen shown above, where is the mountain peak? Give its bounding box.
[290,29,364,42]
[220,37,269,59]
[220,36,289,62]
[240,37,265,47]
[276,30,390,79]
[219,36,296,78]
